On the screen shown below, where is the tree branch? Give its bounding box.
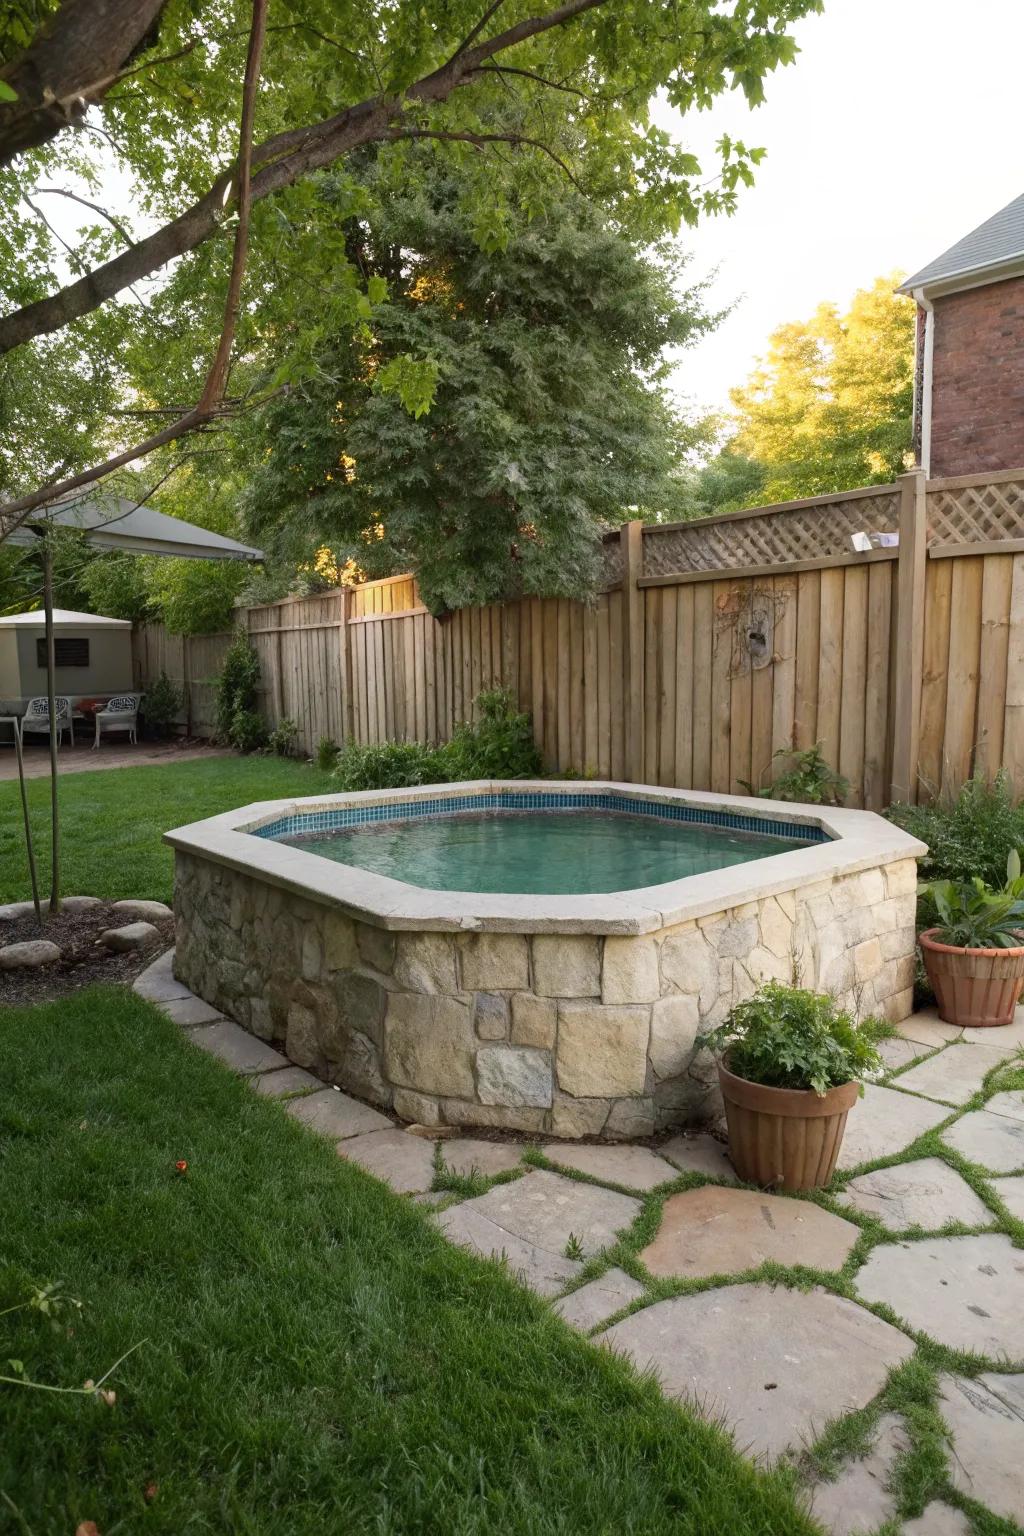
[383,127,586,193]
[0,0,170,166]
[0,0,608,357]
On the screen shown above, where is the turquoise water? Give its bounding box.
[282,811,803,895]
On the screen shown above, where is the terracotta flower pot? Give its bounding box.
[717,1056,859,1192]
[919,927,1024,1028]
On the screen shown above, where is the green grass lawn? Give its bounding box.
[0,754,337,904]
[0,987,816,1535]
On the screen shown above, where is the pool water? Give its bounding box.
[281,811,803,895]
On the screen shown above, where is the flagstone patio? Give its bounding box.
[137,956,1024,1532]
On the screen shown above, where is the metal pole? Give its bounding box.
[13,721,41,926]
[42,540,60,913]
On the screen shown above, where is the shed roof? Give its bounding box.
[898,192,1024,295]
[0,606,132,629]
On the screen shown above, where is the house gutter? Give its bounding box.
[913,287,935,478]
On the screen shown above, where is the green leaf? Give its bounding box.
[0,80,18,102]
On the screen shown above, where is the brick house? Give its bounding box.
[898,193,1024,477]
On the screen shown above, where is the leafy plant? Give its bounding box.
[332,740,448,792]
[742,745,847,805]
[888,773,1024,888]
[316,737,339,773]
[138,671,182,740]
[216,631,264,751]
[443,689,542,781]
[267,718,299,758]
[698,983,882,1097]
[923,851,1024,950]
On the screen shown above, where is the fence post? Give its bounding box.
[890,470,928,803]
[622,519,645,783]
[339,586,354,747]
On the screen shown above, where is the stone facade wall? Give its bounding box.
[928,275,1024,478]
[174,853,918,1140]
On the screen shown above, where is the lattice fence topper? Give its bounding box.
[926,478,1024,545]
[641,491,900,577]
[600,534,625,587]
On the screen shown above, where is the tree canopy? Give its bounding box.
[696,274,915,512]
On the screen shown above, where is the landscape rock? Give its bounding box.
[856,1233,1024,1358]
[639,1186,860,1279]
[603,1284,914,1462]
[112,898,173,920]
[100,921,158,952]
[0,900,39,921]
[61,895,104,912]
[553,1267,645,1331]
[0,939,60,969]
[648,994,701,1079]
[601,936,660,1004]
[473,992,509,1041]
[836,1158,993,1232]
[458,933,529,991]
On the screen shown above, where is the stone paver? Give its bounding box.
[897,1012,963,1048]
[891,1043,1012,1106]
[337,1128,436,1194]
[249,1065,322,1098]
[160,995,224,1027]
[836,1158,994,1232]
[837,1084,951,1170]
[938,1372,1024,1523]
[984,1089,1024,1123]
[995,1175,1024,1221]
[807,1412,909,1535]
[435,1203,582,1297]
[542,1142,676,1193]
[442,1139,527,1179]
[133,949,192,1003]
[603,1284,914,1462]
[900,1504,971,1535]
[961,1008,1024,1047]
[941,1109,1024,1173]
[553,1268,646,1331]
[190,1019,289,1076]
[856,1233,1024,1359]
[640,1186,859,1279]
[983,1369,1024,1414]
[443,1168,640,1260]
[876,1036,933,1074]
[285,1086,392,1140]
[658,1132,739,1182]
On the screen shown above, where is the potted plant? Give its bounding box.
[698,983,882,1192]
[919,851,1024,1028]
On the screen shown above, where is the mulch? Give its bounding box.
[0,902,174,1009]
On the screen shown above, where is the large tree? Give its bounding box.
[0,0,820,540]
[240,151,717,613]
[703,274,915,509]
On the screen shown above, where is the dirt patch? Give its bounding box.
[0,902,174,1008]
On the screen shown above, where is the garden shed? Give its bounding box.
[0,606,133,712]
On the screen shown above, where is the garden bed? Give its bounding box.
[0,902,173,1007]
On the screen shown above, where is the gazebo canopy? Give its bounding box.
[0,606,132,629]
[7,492,264,562]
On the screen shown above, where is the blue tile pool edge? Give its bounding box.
[248,790,829,846]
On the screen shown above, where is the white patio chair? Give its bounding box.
[21,695,72,748]
[92,694,139,748]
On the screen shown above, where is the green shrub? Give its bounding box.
[216,631,264,751]
[443,688,542,780]
[332,739,447,792]
[698,982,882,1096]
[923,850,1024,949]
[888,772,1024,887]
[742,744,847,805]
[316,736,339,772]
[267,717,299,758]
[138,671,183,739]
[332,689,542,791]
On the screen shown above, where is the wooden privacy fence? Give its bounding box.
[132,467,1024,809]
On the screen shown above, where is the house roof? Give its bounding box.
[898,192,1024,296]
[0,607,132,629]
[6,492,263,562]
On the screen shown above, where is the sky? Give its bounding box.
[658,0,1024,421]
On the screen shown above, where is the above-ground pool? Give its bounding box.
[167,781,925,1140]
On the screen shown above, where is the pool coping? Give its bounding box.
[164,781,926,936]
